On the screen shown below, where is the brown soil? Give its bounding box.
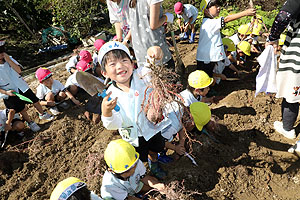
[1,34,300,200]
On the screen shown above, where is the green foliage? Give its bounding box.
[1,0,53,39]
[44,0,106,38]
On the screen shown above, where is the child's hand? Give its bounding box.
[220,74,227,80]
[6,90,16,96]
[244,8,256,16]
[175,144,185,155]
[147,46,163,60]
[101,91,118,117]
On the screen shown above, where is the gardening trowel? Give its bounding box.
[76,71,120,111]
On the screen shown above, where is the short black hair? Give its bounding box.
[101,49,131,72]
[67,186,91,200]
[206,0,221,9]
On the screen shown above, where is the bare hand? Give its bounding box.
[6,90,16,96]
[175,144,185,155]
[244,8,256,16]
[265,41,278,54]
[220,74,227,80]
[147,46,164,60]
[101,91,118,117]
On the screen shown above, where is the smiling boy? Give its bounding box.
[99,41,174,179]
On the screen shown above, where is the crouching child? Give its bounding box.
[101,139,165,200]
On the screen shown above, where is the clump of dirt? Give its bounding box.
[1,31,300,200]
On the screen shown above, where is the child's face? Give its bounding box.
[208,5,220,18]
[102,56,134,87]
[120,163,137,179]
[237,49,245,57]
[196,87,210,97]
[41,76,54,88]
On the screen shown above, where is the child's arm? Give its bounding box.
[3,53,21,74]
[141,175,165,192]
[65,90,80,105]
[114,22,123,42]
[228,64,240,75]
[213,72,227,80]
[184,17,194,32]
[149,2,168,30]
[0,89,16,96]
[5,109,15,132]
[224,9,256,23]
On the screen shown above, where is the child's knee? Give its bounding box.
[57,91,67,101]
[68,85,78,95]
[45,92,55,101]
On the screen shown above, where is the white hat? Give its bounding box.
[98,41,131,66]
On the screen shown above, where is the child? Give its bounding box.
[128,0,175,70]
[35,68,80,115]
[99,41,175,179]
[65,49,79,74]
[229,24,251,46]
[0,108,26,148]
[0,43,53,126]
[93,39,106,68]
[213,38,240,84]
[50,177,102,200]
[101,139,165,199]
[196,0,255,77]
[106,0,131,44]
[65,50,95,96]
[174,2,198,43]
[228,40,251,68]
[180,70,216,105]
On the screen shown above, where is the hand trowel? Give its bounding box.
[76,71,120,111]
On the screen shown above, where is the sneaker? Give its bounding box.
[288,141,300,153]
[0,131,8,148]
[148,159,167,179]
[39,112,54,121]
[27,121,41,132]
[274,121,296,139]
[49,106,60,116]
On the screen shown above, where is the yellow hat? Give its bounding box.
[238,24,251,35]
[279,34,286,46]
[222,38,236,52]
[190,102,211,131]
[251,14,263,24]
[252,23,262,36]
[104,139,139,174]
[199,0,211,12]
[188,70,213,89]
[50,177,87,200]
[237,41,251,56]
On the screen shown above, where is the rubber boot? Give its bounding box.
[189,32,196,43]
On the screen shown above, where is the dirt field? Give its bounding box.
[1,34,300,200]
